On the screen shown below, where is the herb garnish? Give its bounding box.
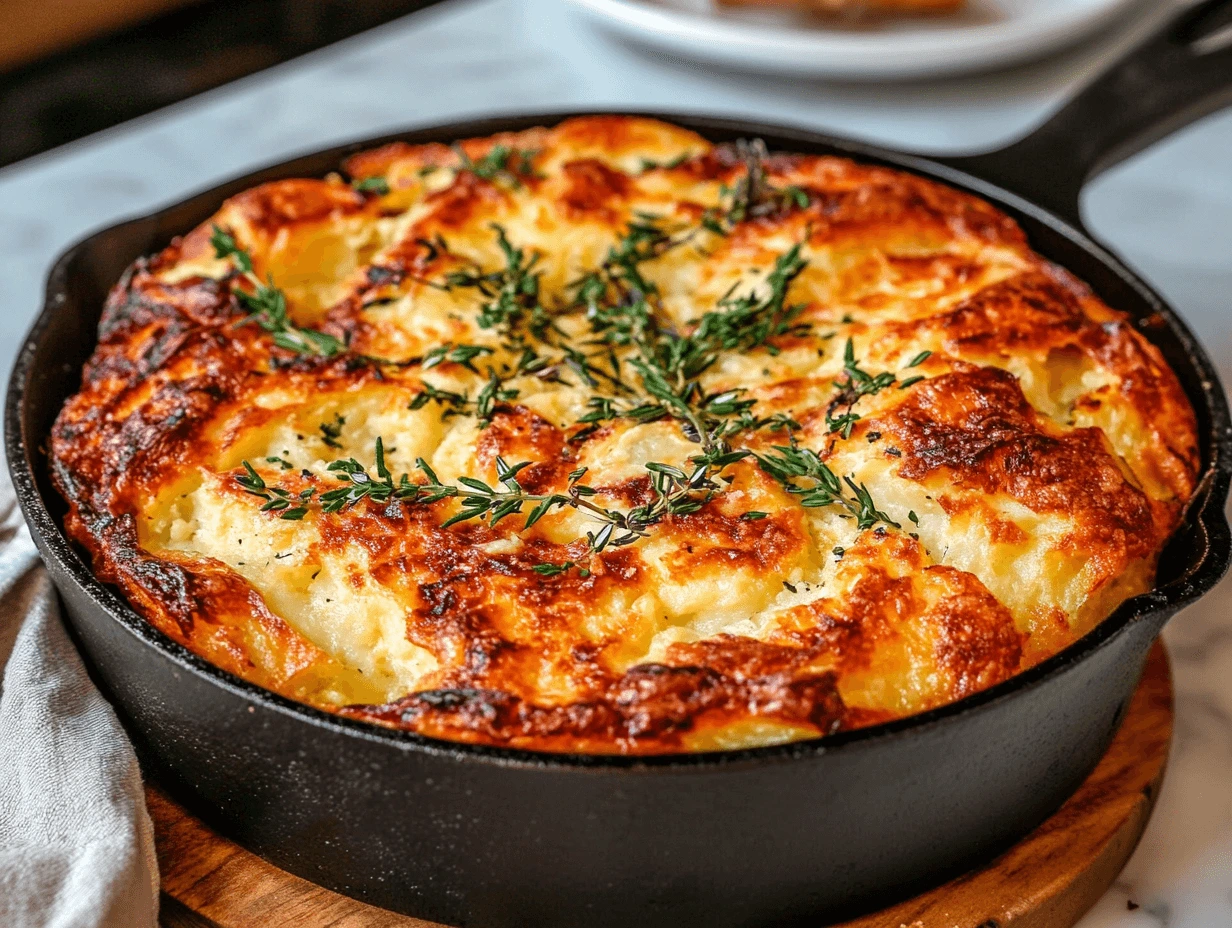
[422,343,495,373]
[318,414,346,449]
[353,176,390,195]
[446,225,551,339]
[532,561,581,577]
[409,382,471,414]
[211,225,344,357]
[453,144,541,188]
[824,340,933,439]
[638,152,692,172]
[706,139,812,232]
[475,370,520,427]
[234,461,315,520]
[237,435,756,567]
[694,244,810,359]
[574,213,679,314]
[755,445,899,531]
[229,137,910,554]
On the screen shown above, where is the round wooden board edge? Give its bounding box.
[151,641,1174,928]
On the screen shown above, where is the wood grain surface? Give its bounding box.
[154,641,1173,928]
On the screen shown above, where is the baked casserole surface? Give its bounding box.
[51,116,1199,753]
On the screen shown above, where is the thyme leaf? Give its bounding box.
[318,414,346,449]
[211,225,344,357]
[532,561,575,576]
[353,176,390,195]
[755,445,899,531]
[453,144,542,189]
[638,152,692,172]
[446,225,550,339]
[422,342,495,372]
[475,370,519,427]
[706,139,813,232]
[409,383,470,414]
[825,339,897,439]
[231,461,315,521]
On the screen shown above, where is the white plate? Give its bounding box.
[565,0,1143,79]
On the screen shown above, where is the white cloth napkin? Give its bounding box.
[0,467,158,928]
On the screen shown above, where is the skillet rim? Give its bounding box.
[7,108,1231,772]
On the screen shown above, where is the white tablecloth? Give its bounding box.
[0,471,158,928]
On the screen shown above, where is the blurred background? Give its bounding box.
[0,0,447,169]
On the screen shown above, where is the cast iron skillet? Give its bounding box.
[8,4,1232,926]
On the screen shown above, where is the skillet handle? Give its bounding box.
[943,0,1232,229]
[1131,466,1232,633]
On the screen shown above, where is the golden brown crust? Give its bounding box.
[51,116,1198,754]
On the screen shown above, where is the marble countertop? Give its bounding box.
[1,0,1228,924]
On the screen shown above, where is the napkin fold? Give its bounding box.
[0,470,158,928]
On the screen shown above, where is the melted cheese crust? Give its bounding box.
[51,116,1199,754]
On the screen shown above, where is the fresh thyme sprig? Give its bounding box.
[755,445,899,531]
[453,144,541,189]
[237,436,900,546]
[682,244,810,371]
[576,213,678,310]
[446,225,552,341]
[475,370,520,426]
[318,438,439,513]
[705,139,812,233]
[578,396,667,427]
[531,561,582,577]
[422,342,495,373]
[638,151,693,172]
[825,341,933,439]
[210,225,344,357]
[409,382,470,414]
[318,413,346,449]
[234,461,315,520]
[235,437,746,568]
[575,238,809,467]
[406,371,518,426]
[352,176,390,195]
[840,338,897,399]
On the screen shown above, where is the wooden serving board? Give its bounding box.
[153,641,1173,928]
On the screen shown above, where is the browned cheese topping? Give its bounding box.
[51,117,1199,753]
